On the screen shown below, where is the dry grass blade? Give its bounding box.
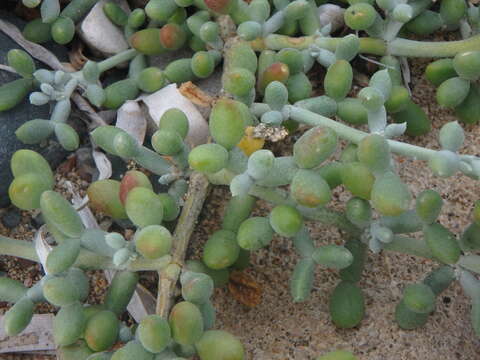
[91,150,112,181]
[34,225,52,274]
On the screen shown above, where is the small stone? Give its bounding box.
[32,213,45,229]
[78,0,130,57]
[1,209,21,229]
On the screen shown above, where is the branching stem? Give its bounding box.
[0,234,171,271]
[97,49,138,73]
[287,105,479,171]
[155,172,210,317]
[252,33,480,58]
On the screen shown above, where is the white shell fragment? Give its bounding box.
[116,100,147,144]
[141,84,209,147]
[0,314,55,354]
[78,0,130,57]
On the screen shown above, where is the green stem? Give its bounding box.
[254,33,480,58]
[97,49,138,73]
[316,37,387,55]
[387,35,480,57]
[287,106,479,168]
[0,235,37,262]
[0,235,170,272]
[207,172,358,233]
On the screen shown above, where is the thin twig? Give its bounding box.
[155,15,237,317]
[71,92,108,127]
[155,172,210,317]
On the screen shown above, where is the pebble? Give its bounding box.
[1,209,21,229]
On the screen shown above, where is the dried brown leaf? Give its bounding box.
[69,39,88,71]
[179,81,214,107]
[228,270,262,308]
[57,155,77,175]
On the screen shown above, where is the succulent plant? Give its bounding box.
[3,0,480,357]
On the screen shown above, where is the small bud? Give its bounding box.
[247,149,275,180]
[105,232,126,249]
[113,248,132,267]
[358,86,385,110]
[261,110,284,125]
[428,150,460,177]
[199,21,220,43]
[264,81,289,110]
[40,83,54,96]
[82,61,100,83]
[439,121,465,152]
[30,92,50,106]
[372,225,393,243]
[392,4,413,23]
[34,69,54,84]
[237,21,262,41]
[230,173,253,197]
